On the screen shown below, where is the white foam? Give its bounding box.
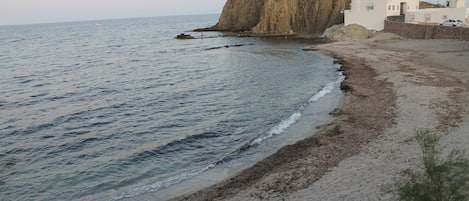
[108,164,215,201]
[251,69,344,146]
[309,71,344,103]
[110,67,346,200]
[251,112,302,145]
[309,84,334,102]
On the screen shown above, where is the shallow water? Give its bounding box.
[0,15,341,200]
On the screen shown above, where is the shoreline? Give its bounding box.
[123,48,345,201]
[130,85,344,201]
[168,38,468,201]
[289,39,468,200]
[168,39,397,200]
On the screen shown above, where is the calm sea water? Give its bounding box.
[0,15,342,200]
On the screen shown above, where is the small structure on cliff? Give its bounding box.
[344,0,420,30]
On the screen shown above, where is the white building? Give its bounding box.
[344,0,420,30]
[405,0,469,24]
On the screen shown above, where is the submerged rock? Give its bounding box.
[204,43,255,51]
[176,33,195,39]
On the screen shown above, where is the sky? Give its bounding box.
[430,0,469,5]
[0,0,227,26]
[1,0,468,26]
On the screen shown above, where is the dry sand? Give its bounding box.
[171,39,469,201]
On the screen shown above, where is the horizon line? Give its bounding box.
[0,13,221,27]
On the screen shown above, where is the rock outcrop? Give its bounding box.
[323,24,374,41]
[205,0,351,35]
[322,24,402,41]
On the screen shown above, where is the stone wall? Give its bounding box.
[384,20,469,40]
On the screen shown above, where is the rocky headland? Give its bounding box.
[197,1,445,36]
[198,0,350,35]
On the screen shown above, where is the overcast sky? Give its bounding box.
[429,0,469,5]
[0,0,227,26]
[1,0,468,26]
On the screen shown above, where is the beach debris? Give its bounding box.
[175,33,195,39]
[302,46,318,51]
[329,108,344,117]
[340,81,352,91]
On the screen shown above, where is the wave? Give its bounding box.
[251,112,302,146]
[251,70,344,146]
[107,65,345,201]
[309,71,344,103]
[106,111,303,200]
[108,164,215,201]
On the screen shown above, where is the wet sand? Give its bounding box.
[170,39,469,201]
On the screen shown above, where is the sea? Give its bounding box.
[0,14,344,201]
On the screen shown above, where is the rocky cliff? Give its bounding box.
[207,0,351,35]
[419,1,445,9]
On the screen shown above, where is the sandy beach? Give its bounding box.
[170,38,469,201]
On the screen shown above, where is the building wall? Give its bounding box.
[345,0,388,30]
[386,0,402,16]
[405,8,467,24]
[384,20,469,40]
[386,0,419,16]
[448,0,466,8]
[345,0,419,30]
[467,8,469,23]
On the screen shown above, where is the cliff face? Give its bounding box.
[419,1,445,9]
[211,0,351,35]
[212,0,264,32]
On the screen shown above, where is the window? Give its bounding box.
[397,5,399,10]
[388,5,391,10]
[367,0,374,11]
[442,15,448,20]
[392,5,395,10]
